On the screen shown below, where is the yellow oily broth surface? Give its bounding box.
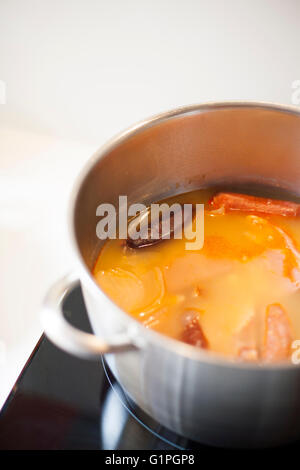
[93,189,300,358]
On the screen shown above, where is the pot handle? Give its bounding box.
[41,272,138,360]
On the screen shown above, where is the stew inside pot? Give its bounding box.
[93,188,300,362]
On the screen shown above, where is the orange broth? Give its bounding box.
[93,189,300,361]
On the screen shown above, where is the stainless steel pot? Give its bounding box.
[42,102,300,448]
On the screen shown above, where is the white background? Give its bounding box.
[0,0,300,407]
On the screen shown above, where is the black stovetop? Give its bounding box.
[0,286,199,450]
[0,286,299,452]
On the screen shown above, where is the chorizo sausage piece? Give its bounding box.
[181,315,208,349]
[209,192,300,217]
[262,303,292,362]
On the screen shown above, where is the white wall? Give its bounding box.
[1,0,300,145]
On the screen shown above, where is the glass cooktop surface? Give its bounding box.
[0,286,298,452]
[0,287,196,450]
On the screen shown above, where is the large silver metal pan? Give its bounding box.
[42,102,300,447]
